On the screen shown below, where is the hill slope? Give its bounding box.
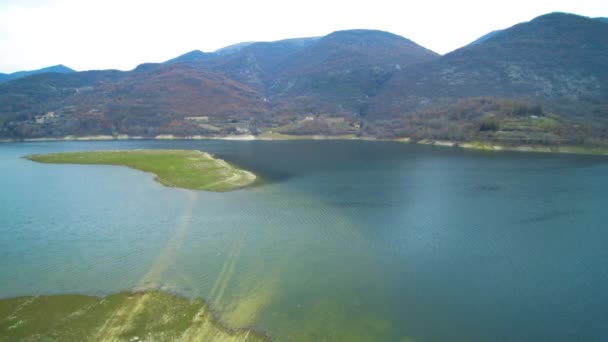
[0,29,438,139]
[198,37,321,92]
[371,13,608,119]
[0,64,264,138]
[1,13,607,146]
[267,30,439,117]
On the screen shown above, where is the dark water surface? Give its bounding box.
[2,140,608,341]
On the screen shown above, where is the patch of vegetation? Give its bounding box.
[0,291,268,342]
[271,116,360,136]
[26,149,256,192]
[388,97,595,146]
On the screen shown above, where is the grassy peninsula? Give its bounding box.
[27,149,256,192]
[0,291,268,342]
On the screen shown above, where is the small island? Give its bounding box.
[27,149,256,192]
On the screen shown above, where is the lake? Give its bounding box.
[2,140,608,341]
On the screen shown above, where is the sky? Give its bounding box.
[0,0,606,73]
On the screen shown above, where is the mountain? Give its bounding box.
[153,30,437,118]
[0,63,265,138]
[197,37,321,91]
[371,12,608,118]
[467,30,502,46]
[1,13,607,146]
[267,30,439,117]
[214,41,258,55]
[0,64,75,84]
[596,17,608,23]
[366,12,608,142]
[95,64,265,136]
[164,50,213,65]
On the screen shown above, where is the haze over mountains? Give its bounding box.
[1,12,606,146]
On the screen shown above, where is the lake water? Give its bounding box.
[2,140,608,341]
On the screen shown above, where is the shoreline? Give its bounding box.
[2,134,607,156]
[0,133,362,143]
[0,290,270,341]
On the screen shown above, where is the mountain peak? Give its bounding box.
[164,50,211,65]
[371,10,608,120]
[214,42,258,55]
[534,11,587,20]
[327,28,397,37]
[323,29,423,46]
[0,64,75,83]
[529,12,594,25]
[45,64,74,73]
[460,11,606,50]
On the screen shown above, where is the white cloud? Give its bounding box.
[0,0,606,72]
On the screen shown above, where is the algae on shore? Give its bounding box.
[26,149,256,192]
[0,291,268,342]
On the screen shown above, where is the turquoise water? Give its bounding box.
[2,140,608,341]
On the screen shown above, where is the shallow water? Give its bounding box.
[2,140,608,341]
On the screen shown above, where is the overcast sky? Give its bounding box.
[0,0,606,73]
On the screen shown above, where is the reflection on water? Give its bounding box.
[2,140,608,341]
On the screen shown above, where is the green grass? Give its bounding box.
[27,149,256,192]
[0,291,268,342]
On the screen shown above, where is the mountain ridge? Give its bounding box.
[1,13,606,147]
[0,64,75,84]
[370,12,607,115]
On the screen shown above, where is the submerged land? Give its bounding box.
[26,149,256,192]
[0,291,268,342]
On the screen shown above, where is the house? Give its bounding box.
[35,112,56,124]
